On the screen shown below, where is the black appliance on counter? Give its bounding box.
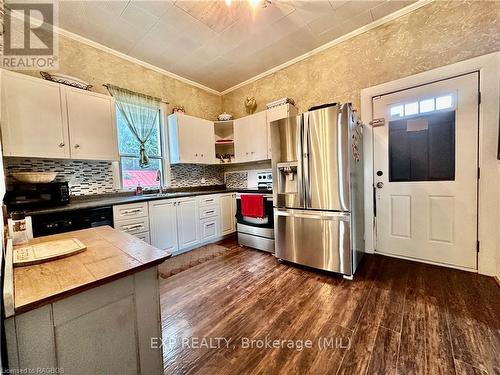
[31,206,113,237]
[4,181,70,212]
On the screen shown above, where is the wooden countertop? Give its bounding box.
[11,226,171,315]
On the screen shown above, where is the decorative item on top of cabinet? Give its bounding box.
[168,113,215,164]
[40,71,92,91]
[172,105,185,114]
[245,97,257,114]
[217,112,233,121]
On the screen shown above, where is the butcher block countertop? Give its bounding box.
[11,226,171,315]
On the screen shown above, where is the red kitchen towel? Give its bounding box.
[241,194,265,218]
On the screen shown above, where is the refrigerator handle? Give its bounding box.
[296,114,305,208]
[301,112,310,208]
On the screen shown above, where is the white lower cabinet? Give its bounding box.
[220,193,237,235]
[113,202,151,244]
[134,193,236,254]
[149,199,179,253]
[176,197,200,249]
[200,218,219,242]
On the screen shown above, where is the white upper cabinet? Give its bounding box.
[0,70,118,161]
[65,88,118,161]
[168,113,215,164]
[234,111,268,162]
[1,70,70,158]
[266,104,298,159]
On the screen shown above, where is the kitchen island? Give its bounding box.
[3,226,171,375]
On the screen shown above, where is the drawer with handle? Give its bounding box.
[114,216,149,235]
[113,202,148,221]
[199,205,218,219]
[200,218,219,241]
[198,195,219,207]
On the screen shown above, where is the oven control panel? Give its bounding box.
[257,172,273,189]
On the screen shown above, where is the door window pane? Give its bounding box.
[390,105,404,118]
[419,99,435,113]
[404,102,419,116]
[436,95,453,110]
[389,111,455,182]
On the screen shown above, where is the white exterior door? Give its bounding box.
[176,197,200,250]
[373,73,479,270]
[149,200,178,253]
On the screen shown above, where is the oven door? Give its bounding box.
[235,194,274,239]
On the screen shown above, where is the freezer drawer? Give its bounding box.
[274,208,352,275]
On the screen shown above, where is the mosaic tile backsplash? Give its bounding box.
[170,164,224,188]
[4,158,117,196]
[224,171,248,189]
[4,158,226,196]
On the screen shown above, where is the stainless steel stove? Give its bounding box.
[236,172,274,253]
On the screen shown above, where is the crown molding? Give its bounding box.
[7,0,433,97]
[54,27,222,96]
[220,0,433,95]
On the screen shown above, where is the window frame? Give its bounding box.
[115,103,170,191]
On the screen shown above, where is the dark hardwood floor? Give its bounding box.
[159,237,500,375]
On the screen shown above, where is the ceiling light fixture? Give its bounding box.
[225,0,271,8]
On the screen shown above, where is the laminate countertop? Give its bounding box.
[24,187,273,216]
[11,226,171,315]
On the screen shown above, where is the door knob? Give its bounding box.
[376,182,384,188]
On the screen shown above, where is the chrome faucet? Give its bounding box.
[156,169,166,194]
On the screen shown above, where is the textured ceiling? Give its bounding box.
[53,1,416,91]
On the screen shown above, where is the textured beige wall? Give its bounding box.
[222,1,500,117]
[16,35,222,121]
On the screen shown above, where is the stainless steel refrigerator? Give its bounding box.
[270,103,364,278]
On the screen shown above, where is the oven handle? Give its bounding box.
[235,194,273,201]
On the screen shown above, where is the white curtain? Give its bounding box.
[106,84,161,168]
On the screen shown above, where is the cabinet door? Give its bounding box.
[0,71,69,158]
[66,88,118,161]
[266,104,297,159]
[199,119,215,163]
[233,117,248,162]
[169,114,215,164]
[220,193,236,235]
[176,197,200,250]
[149,200,178,252]
[247,111,268,161]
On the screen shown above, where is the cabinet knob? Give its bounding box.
[195,153,198,157]
[251,151,254,154]
[246,152,249,155]
[74,144,80,149]
[201,153,204,157]
[58,142,65,148]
